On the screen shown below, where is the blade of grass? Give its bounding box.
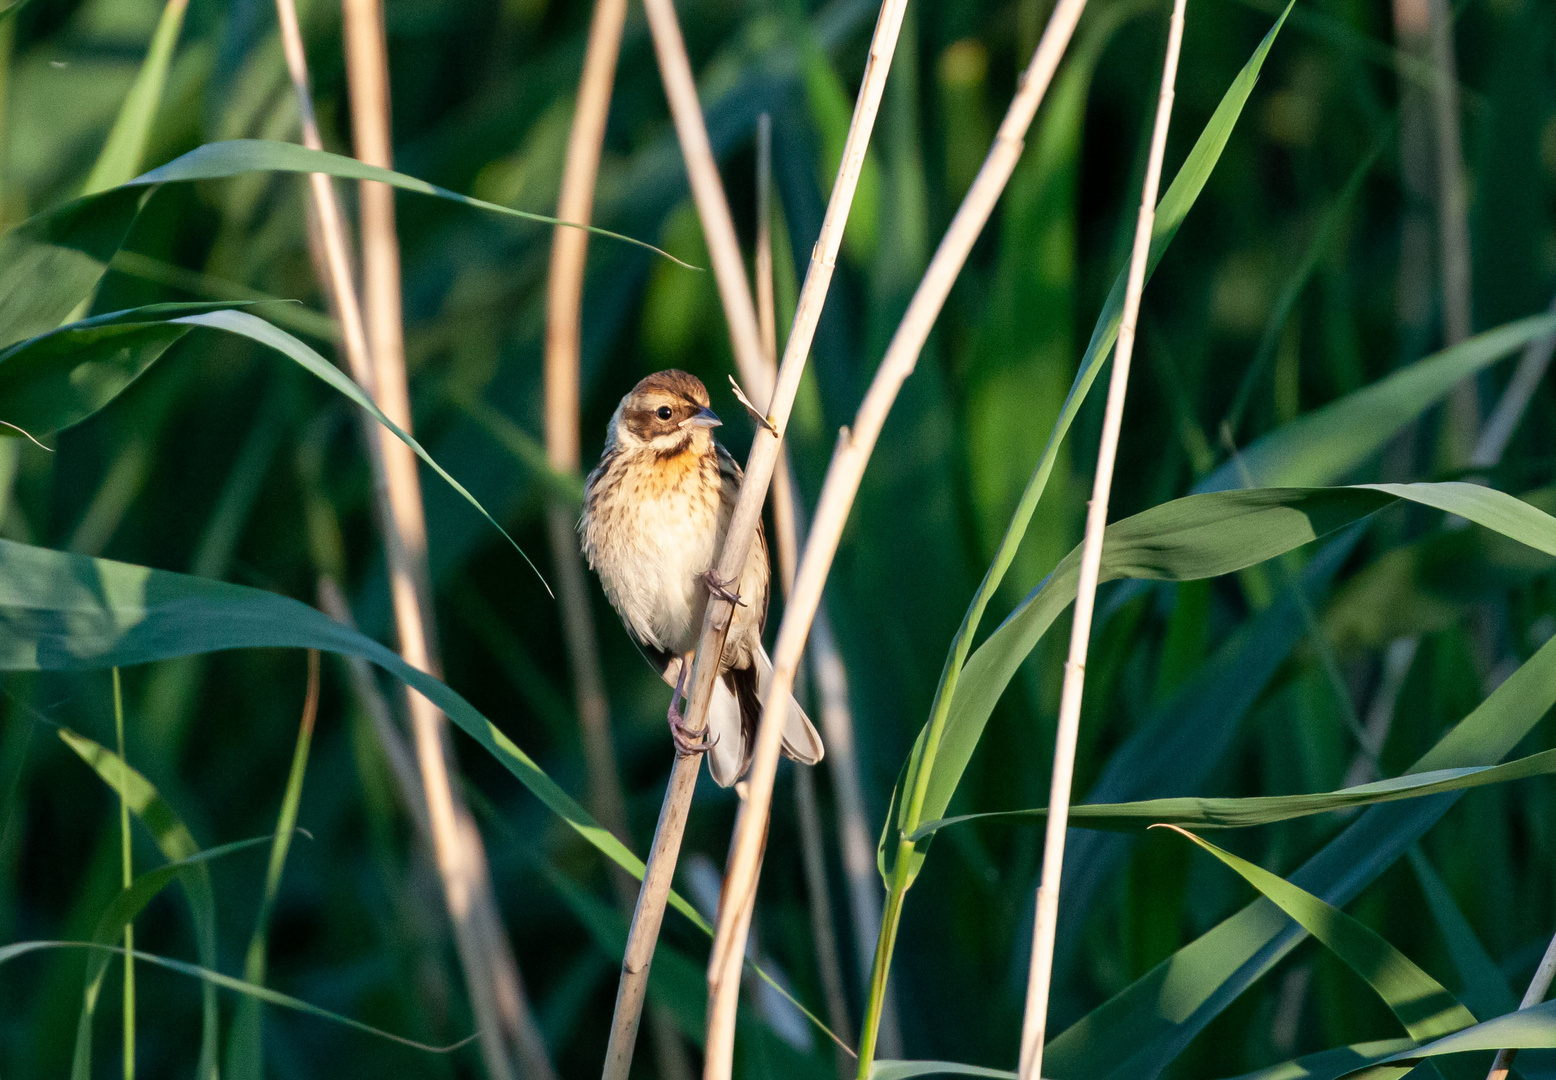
[1042,632,1556,1078]
[129,140,689,265]
[1158,825,1480,1040]
[80,0,190,196]
[1196,313,1556,493]
[910,745,1556,837]
[113,669,134,1080]
[59,728,219,1080]
[226,650,319,1080]
[72,833,291,1080]
[1486,931,1556,1080]
[7,941,475,1054]
[0,304,546,586]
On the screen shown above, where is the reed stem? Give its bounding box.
[1486,928,1556,1080]
[279,0,554,1072]
[1017,1,1186,1074]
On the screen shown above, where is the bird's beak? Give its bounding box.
[680,406,722,430]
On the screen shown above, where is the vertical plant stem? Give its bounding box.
[279,1,552,1075]
[603,753,701,1080]
[1428,0,1475,454]
[1017,1,1185,1075]
[758,113,855,1069]
[604,2,910,1076]
[228,650,320,1079]
[640,0,767,384]
[1486,930,1556,1080]
[113,668,134,1080]
[545,0,633,867]
[1471,292,1556,470]
[703,1,1092,1071]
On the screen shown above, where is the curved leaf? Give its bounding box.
[911,746,1556,838]
[910,482,1556,866]
[1339,1001,1556,1076]
[1198,314,1556,493]
[870,1062,1018,1079]
[0,941,471,1053]
[1159,826,1478,1041]
[0,305,546,588]
[1044,628,1556,1078]
[59,727,220,1080]
[70,833,282,1080]
[0,302,248,437]
[129,139,690,266]
[0,539,699,935]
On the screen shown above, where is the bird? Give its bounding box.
[579,369,824,786]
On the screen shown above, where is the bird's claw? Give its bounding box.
[702,569,744,606]
[668,698,717,757]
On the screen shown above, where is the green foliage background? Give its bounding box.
[3,0,1556,1076]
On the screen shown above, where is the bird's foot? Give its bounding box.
[668,698,716,757]
[701,569,744,606]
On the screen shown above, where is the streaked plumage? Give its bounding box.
[580,369,823,785]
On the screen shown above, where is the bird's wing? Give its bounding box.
[715,442,770,636]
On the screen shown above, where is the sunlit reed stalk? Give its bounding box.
[1018,1,1185,1075]
[604,2,910,1076]
[756,113,855,1070]
[703,2,1092,1071]
[278,0,553,1075]
[545,0,633,871]
[1486,929,1556,1080]
[113,668,134,1080]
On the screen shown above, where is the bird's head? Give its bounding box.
[607,369,723,457]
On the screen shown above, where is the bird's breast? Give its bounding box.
[583,449,725,656]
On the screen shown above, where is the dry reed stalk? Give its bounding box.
[600,2,910,1076]
[1427,0,1476,452]
[1017,2,1185,1074]
[544,0,633,871]
[1472,293,1556,469]
[1486,930,1556,1080]
[704,0,1093,1070]
[281,2,554,1075]
[757,115,855,1068]
[640,0,766,383]
[1391,0,1475,457]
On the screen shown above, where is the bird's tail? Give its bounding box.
[706,646,825,788]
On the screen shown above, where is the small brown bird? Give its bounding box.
[579,369,824,786]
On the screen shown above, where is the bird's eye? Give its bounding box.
[656,406,673,421]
